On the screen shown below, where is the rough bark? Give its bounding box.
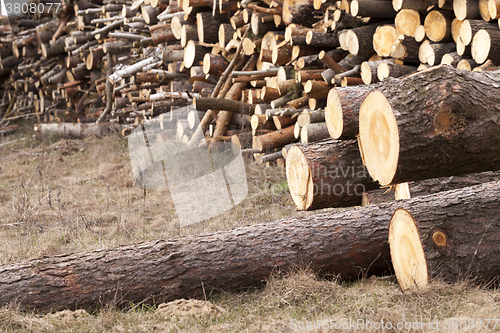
[389,180,500,290]
[325,85,376,140]
[286,139,380,210]
[358,65,500,186]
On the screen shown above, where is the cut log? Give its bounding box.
[471,28,500,64]
[253,124,295,151]
[394,9,421,38]
[459,20,498,46]
[183,41,210,68]
[300,122,330,143]
[325,85,375,140]
[423,10,454,42]
[393,0,442,11]
[350,0,397,18]
[391,36,421,65]
[377,62,417,81]
[389,181,500,290]
[418,40,456,65]
[10,184,460,312]
[194,97,256,114]
[286,139,379,210]
[197,12,219,44]
[372,25,398,58]
[358,65,500,186]
[345,22,386,59]
[282,0,321,26]
[453,0,481,20]
[488,0,500,18]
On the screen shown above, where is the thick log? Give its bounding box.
[423,10,454,42]
[389,181,500,290]
[489,0,500,19]
[282,0,322,26]
[394,9,421,38]
[325,85,376,140]
[9,184,454,312]
[393,0,441,11]
[345,22,386,59]
[183,41,210,68]
[350,0,397,18]
[300,122,330,143]
[459,20,497,46]
[197,11,219,44]
[372,25,398,58]
[471,29,500,65]
[286,139,379,210]
[453,0,481,20]
[150,23,177,45]
[391,36,421,65]
[358,65,500,186]
[305,31,339,48]
[418,40,455,66]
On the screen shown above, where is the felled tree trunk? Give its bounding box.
[389,180,500,290]
[286,139,379,210]
[0,198,400,313]
[358,65,500,186]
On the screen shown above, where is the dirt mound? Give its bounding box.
[156,299,221,320]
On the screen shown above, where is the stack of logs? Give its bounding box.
[0,0,499,207]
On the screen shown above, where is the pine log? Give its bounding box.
[325,85,375,140]
[453,0,481,20]
[423,10,454,42]
[286,139,379,210]
[372,25,398,58]
[459,19,498,46]
[393,0,441,11]
[394,9,421,37]
[183,41,210,68]
[377,62,417,81]
[197,11,219,44]
[489,0,500,18]
[300,122,330,143]
[418,40,455,65]
[391,36,421,65]
[194,97,256,114]
[350,0,397,18]
[203,53,229,75]
[303,80,332,99]
[252,124,295,151]
[282,0,322,26]
[345,22,386,59]
[358,65,500,186]
[471,29,500,64]
[305,31,340,48]
[12,186,463,312]
[150,23,177,45]
[389,180,500,290]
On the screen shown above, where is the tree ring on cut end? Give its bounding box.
[389,209,428,290]
[358,90,399,186]
[325,89,343,139]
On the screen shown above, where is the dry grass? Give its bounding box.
[0,122,499,332]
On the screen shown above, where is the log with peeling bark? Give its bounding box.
[358,65,500,187]
[286,139,379,210]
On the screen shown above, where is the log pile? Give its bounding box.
[0,0,499,297]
